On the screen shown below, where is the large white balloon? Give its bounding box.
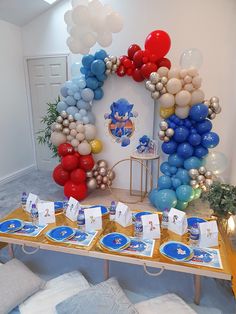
[97,31,112,47]
[50,132,66,146]
[72,5,90,26]
[190,89,205,105]
[106,12,123,33]
[203,152,228,174]
[81,32,97,48]
[175,90,191,107]
[180,48,203,69]
[159,93,175,108]
[64,10,73,25]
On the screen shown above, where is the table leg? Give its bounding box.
[194,274,201,305]
[8,244,14,258]
[104,260,109,280]
[130,158,133,196]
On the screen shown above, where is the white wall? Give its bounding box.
[22,0,236,186]
[0,20,35,182]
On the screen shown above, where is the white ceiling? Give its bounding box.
[0,0,61,26]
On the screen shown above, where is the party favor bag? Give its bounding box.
[199,220,218,247]
[115,202,132,227]
[84,207,102,231]
[142,214,160,239]
[168,208,188,236]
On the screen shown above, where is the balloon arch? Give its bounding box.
[50,30,221,211]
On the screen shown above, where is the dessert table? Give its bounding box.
[0,207,234,305]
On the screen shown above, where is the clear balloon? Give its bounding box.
[203,152,228,174]
[180,48,203,69]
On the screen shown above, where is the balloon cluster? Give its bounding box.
[145,71,168,100]
[64,0,123,54]
[104,55,120,75]
[189,166,214,191]
[158,120,174,142]
[53,143,96,200]
[204,96,221,120]
[86,159,115,191]
[117,30,171,82]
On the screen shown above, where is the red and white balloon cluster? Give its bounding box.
[64,0,123,54]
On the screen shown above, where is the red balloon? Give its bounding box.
[116,64,126,77]
[119,55,129,64]
[74,152,81,159]
[149,54,159,63]
[52,164,70,186]
[58,143,74,157]
[145,30,171,60]
[123,58,132,69]
[132,68,144,82]
[78,154,95,171]
[141,62,158,79]
[64,181,87,201]
[126,68,134,76]
[157,57,171,69]
[61,155,79,171]
[127,44,141,59]
[70,168,86,184]
[142,50,150,64]
[133,50,145,67]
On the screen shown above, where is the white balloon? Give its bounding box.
[72,5,90,26]
[159,93,175,108]
[180,48,203,69]
[192,76,202,88]
[190,89,205,105]
[84,124,96,140]
[72,0,88,8]
[187,67,198,77]
[184,83,194,92]
[97,31,112,47]
[203,152,228,174]
[175,106,190,119]
[66,37,82,53]
[81,32,97,48]
[90,15,106,33]
[50,132,66,146]
[103,4,113,15]
[64,10,73,25]
[157,67,169,77]
[78,141,92,155]
[88,0,103,11]
[106,12,123,33]
[166,78,182,95]
[175,90,191,106]
[167,68,180,79]
[179,69,187,78]
[78,46,90,55]
[71,139,79,147]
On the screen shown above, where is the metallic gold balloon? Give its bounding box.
[99,167,107,176]
[93,171,98,177]
[197,175,205,183]
[161,76,168,84]
[205,171,212,179]
[189,168,199,179]
[92,164,98,171]
[102,176,108,184]
[159,120,168,131]
[62,127,70,135]
[211,96,219,103]
[108,170,115,180]
[145,81,155,92]
[96,175,102,181]
[87,178,97,190]
[149,72,160,84]
[98,160,108,168]
[100,184,106,190]
[54,123,63,132]
[190,180,198,188]
[63,119,69,127]
[165,128,174,137]
[205,179,213,186]
[56,116,63,123]
[156,82,163,91]
[151,91,160,100]
[90,139,103,154]
[61,111,68,119]
[163,136,170,142]
[86,171,93,178]
[107,179,112,186]
[160,106,175,119]
[68,115,74,122]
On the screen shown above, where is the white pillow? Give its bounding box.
[135,293,197,314]
[19,271,90,314]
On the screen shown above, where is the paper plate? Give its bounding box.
[126,239,147,252]
[84,205,109,216]
[46,226,75,242]
[187,217,206,229]
[134,211,152,220]
[100,232,131,251]
[160,241,193,261]
[0,219,24,233]
[73,230,89,242]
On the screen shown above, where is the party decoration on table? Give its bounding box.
[65,230,98,247]
[100,232,131,252]
[38,202,56,225]
[188,166,214,191]
[135,135,157,155]
[65,197,81,222]
[46,226,75,242]
[121,238,155,258]
[12,222,47,237]
[187,217,207,230]
[84,206,102,231]
[25,193,39,213]
[185,247,222,269]
[198,220,219,248]
[104,98,138,147]
[64,0,123,54]
[141,214,160,239]
[85,205,109,216]
[132,211,152,222]
[115,202,132,227]
[0,219,24,233]
[159,241,193,262]
[87,159,115,191]
[168,208,188,236]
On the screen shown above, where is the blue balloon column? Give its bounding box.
[149,103,220,211]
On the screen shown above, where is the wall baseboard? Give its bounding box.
[0,164,37,185]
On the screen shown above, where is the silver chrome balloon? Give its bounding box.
[149,72,160,84]
[189,168,199,179]
[165,128,174,137]
[159,120,168,131]
[198,166,206,175]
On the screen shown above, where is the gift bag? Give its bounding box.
[65,197,80,222]
[199,220,218,247]
[84,207,102,231]
[142,214,160,239]
[168,208,187,236]
[115,202,132,227]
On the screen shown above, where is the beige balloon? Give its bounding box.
[76,123,85,132]
[157,66,169,77]
[76,132,85,141]
[87,178,97,191]
[70,129,77,137]
[179,69,187,78]
[98,160,108,168]
[69,122,76,130]
[166,78,182,95]
[187,67,198,77]
[100,184,106,190]
[175,106,190,119]
[78,141,92,155]
[159,93,175,108]
[84,124,96,141]
[99,167,107,176]
[102,176,108,184]
[50,132,66,146]
[190,89,205,105]
[71,138,79,147]
[175,90,191,107]
[192,76,202,89]
[167,68,180,79]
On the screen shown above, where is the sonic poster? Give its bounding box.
[104,98,138,147]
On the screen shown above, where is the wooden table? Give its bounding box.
[0,208,234,305]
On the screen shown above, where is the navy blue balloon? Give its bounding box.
[94,88,104,100]
[162,140,177,154]
[160,162,170,175]
[86,77,99,90]
[194,145,209,158]
[82,54,95,68]
[173,126,189,143]
[196,120,212,134]
[158,175,172,189]
[168,153,184,167]
[188,133,201,146]
[177,142,194,159]
[91,60,105,75]
[189,103,208,122]
[201,132,219,148]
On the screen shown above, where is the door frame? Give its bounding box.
[24,54,69,169]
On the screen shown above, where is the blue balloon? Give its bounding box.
[176,168,190,184]
[86,77,99,90]
[60,86,68,97]
[74,92,81,100]
[91,60,105,75]
[71,62,81,78]
[162,140,177,154]
[67,88,75,96]
[82,116,90,124]
[82,54,95,68]
[160,162,170,175]
[153,189,177,211]
[171,177,182,189]
[188,133,201,146]
[65,96,76,106]
[149,188,159,206]
[81,88,94,102]
[97,81,104,87]
[78,78,86,89]
[177,142,194,159]
[66,106,79,116]
[168,153,184,167]
[96,73,107,81]
[189,103,208,122]
[74,113,82,121]
[169,166,177,175]
[184,119,192,128]
[95,49,108,60]
[77,100,90,110]
[87,111,96,124]
[65,80,74,89]
[173,126,189,143]
[176,185,194,202]
[79,109,87,117]
[194,145,209,158]
[201,132,219,148]
[94,87,104,100]
[158,175,172,189]
[196,120,212,134]
[184,156,202,170]
[57,101,67,113]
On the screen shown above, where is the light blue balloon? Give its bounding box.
[65,96,76,106]
[57,101,67,113]
[158,175,172,189]
[176,185,193,202]
[65,80,73,89]
[81,88,94,102]
[66,106,79,116]
[94,87,104,100]
[71,62,81,78]
[160,162,170,175]
[169,166,177,175]
[79,109,87,117]
[77,100,90,110]
[168,153,184,167]
[171,177,182,189]
[67,88,75,96]
[60,86,68,97]
[152,189,177,211]
[149,188,159,206]
[74,92,81,100]
[87,111,96,124]
[78,78,86,89]
[74,113,82,121]
[176,168,190,184]
[82,116,89,124]
[184,156,202,170]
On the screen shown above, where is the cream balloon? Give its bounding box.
[78,141,92,155]
[76,132,85,141]
[106,12,123,33]
[175,90,191,107]
[157,67,169,77]
[81,32,97,48]
[98,160,108,168]
[175,106,190,119]
[71,139,79,147]
[50,132,66,146]
[70,129,77,137]
[69,122,76,130]
[84,124,96,140]
[166,78,182,95]
[159,93,175,108]
[97,31,112,47]
[71,5,90,26]
[190,89,205,105]
[76,123,85,133]
[167,68,180,79]
[187,67,198,77]
[192,76,202,89]
[179,69,187,78]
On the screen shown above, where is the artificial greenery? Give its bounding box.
[37,97,60,158]
[201,181,236,218]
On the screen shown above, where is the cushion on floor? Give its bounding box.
[19,270,90,314]
[0,258,45,314]
[135,293,197,314]
[56,277,138,314]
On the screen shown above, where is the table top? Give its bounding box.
[0,208,232,282]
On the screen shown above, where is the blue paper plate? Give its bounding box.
[84,205,109,216]
[46,226,75,242]
[134,211,152,220]
[73,230,88,242]
[0,219,24,233]
[126,239,147,252]
[160,241,193,261]
[100,232,131,251]
[187,217,206,229]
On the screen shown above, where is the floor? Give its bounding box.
[0,170,236,314]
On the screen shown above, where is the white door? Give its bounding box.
[27,56,67,170]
